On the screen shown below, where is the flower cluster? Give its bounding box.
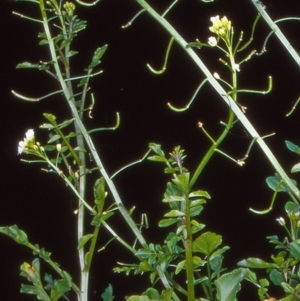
[18,129,36,155]
[63,2,76,17]
[209,15,231,39]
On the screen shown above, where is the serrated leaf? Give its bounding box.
[78,234,94,250]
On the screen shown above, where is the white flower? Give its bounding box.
[18,141,25,155]
[210,15,220,23]
[17,129,35,155]
[276,217,285,226]
[208,36,217,47]
[25,129,34,141]
[233,64,240,72]
[213,72,220,79]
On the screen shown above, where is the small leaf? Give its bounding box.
[193,232,222,256]
[88,45,108,70]
[164,210,185,217]
[66,50,78,58]
[237,258,278,268]
[175,259,186,274]
[101,283,114,301]
[291,163,300,173]
[285,140,300,154]
[57,118,75,130]
[78,234,94,250]
[189,190,211,199]
[47,134,61,143]
[147,155,168,163]
[158,218,178,227]
[172,173,190,193]
[148,143,165,158]
[43,113,57,126]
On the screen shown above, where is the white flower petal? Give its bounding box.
[18,141,25,155]
[25,129,34,140]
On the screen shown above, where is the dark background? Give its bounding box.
[1,0,300,300]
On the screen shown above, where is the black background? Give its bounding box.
[1,0,300,300]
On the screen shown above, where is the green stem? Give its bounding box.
[183,190,195,301]
[134,0,300,199]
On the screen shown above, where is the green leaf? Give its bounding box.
[0,225,29,245]
[286,140,300,154]
[189,190,211,199]
[281,282,295,294]
[143,288,160,300]
[57,118,75,130]
[237,258,278,268]
[270,269,283,285]
[285,201,300,214]
[290,240,300,260]
[291,163,300,173]
[172,173,190,193]
[190,204,204,217]
[66,50,78,58]
[158,218,178,227]
[47,134,61,143]
[50,279,71,301]
[147,155,168,163]
[210,246,230,261]
[43,113,57,126]
[148,143,165,158]
[101,283,114,301]
[215,268,248,301]
[88,45,108,69]
[40,123,55,130]
[266,174,297,192]
[192,232,222,256]
[164,210,185,217]
[175,260,186,274]
[94,178,106,203]
[78,234,94,250]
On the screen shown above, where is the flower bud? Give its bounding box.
[276,217,285,226]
